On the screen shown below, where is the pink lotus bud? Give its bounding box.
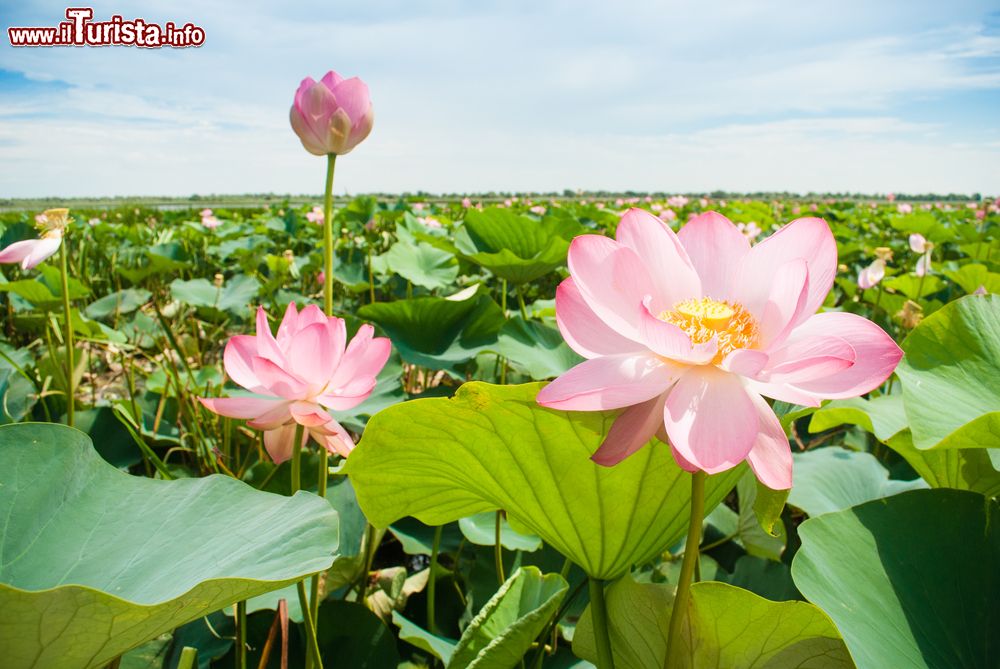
[975,209,986,220]
[973,285,988,296]
[659,208,677,221]
[887,193,896,202]
[915,253,931,277]
[461,197,472,208]
[858,258,886,289]
[809,203,818,212]
[909,233,928,253]
[897,203,913,214]
[530,205,547,216]
[290,71,374,156]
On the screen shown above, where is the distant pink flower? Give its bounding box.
[921,203,933,211]
[530,205,547,216]
[88,218,100,226]
[909,233,929,253]
[504,199,513,207]
[651,203,663,212]
[595,202,605,209]
[915,253,931,277]
[306,206,324,225]
[317,271,325,285]
[809,203,818,212]
[858,259,885,289]
[461,197,472,208]
[700,198,709,208]
[887,193,896,202]
[792,206,801,215]
[667,195,689,208]
[290,70,374,156]
[413,203,425,212]
[536,209,902,489]
[973,285,988,296]
[737,221,762,241]
[615,198,625,207]
[660,208,677,222]
[201,209,221,228]
[897,203,913,214]
[975,209,986,220]
[418,216,442,229]
[199,303,391,463]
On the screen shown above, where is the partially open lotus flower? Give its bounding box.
[0,208,68,270]
[858,258,886,289]
[537,209,902,489]
[290,70,374,156]
[199,303,391,463]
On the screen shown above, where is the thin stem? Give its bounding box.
[664,471,706,669]
[516,285,528,320]
[588,578,615,669]
[367,245,375,303]
[427,524,443,634]
[323,153,337,316]
[290,423,305,495]
[297,579,324,669]
[177,647,198,669]
[309,449,329,632]
[59,238,75,427]
[494,511,506,585]
[501,279,508,315]
[235,600,247,669]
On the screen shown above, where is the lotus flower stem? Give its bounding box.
[178,646,198,669]
[494,510,506,585]
[235,601,247,669]
[58,238,75,427]
[664,471,706,669]
[516,285,528,320]
[587,578,615,669]
[427,524,443,633]
[309,450,329,627]
[323,153,337,316]
[297,579,324,669]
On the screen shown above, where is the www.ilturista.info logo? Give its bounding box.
[7,8,205,48]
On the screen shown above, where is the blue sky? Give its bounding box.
[1,0,998,197]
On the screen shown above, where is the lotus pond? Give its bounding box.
[0,194,997,669]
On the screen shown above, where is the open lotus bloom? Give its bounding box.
[0,208,69,270]
[537,209,902,489]
[199,303,391,463]
[858,258,886,289]
[290,70,374,156]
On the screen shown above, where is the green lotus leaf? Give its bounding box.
[896,294,1000,450]
[344,382,742,579]
[385,239,459,290]
[358,290,504,373]
[454,208,582,284]
[792,488,998,669]
[573,576,851,668]
[497,316,584,380]
[0,423,339,669]
[169,274,261,319]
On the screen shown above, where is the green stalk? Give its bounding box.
[235,601,247,669]
[516,285,529,320]
[427,524,443,634]
[494,510,506,585]
[178,647,198,669]
[58,238,75,427]
[290,423,304,495]
[297,579,324,669]
[664,471,706,669]
[588,578,615,669]
[309,450,329,626]
[323,153,338,316]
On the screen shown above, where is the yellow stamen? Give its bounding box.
[660,297,759,363]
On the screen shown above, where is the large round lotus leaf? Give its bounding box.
[896,294,1000,450]
[358,291,504,372]
[0,423,339,669]
[454,208,582,284]
[792,488,998,669]
[344,382,742,580]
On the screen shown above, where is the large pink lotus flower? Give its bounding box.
[290,70,374,156]
[536,209,902,489]
[0,208,68,270]
[199,303,391,463]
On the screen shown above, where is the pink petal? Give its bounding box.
[555,278,643,358]
[246,400,297,430]
[297,304,329,329]
[638,297,718,364]
[757,259,809,347]
[591,394,666,466]
[198,396,289,420]
[330,324,392,391]
[263,423,307,464]
[744,378,824,407]
[293,77,316,113]
[289,401,335,427]
[310,419,355,459]
[762,335,855,384]
[289,104,327,156]
[784,312,902,398]
[223,335,268,393]
[537,354,684,411]
[615,208,700,307]
[736,217,837,321]
[721,349,769,377]
[663,367,759,474]
[319,70,345,92]
[330,77,372,127]
[676,211,750,301]
[0,239,37,265]
[745,392,792,490]
[285,322,339,392]
[567,235,658,340]
[20,236,62,270]
[251,356,308,399]
[276,302,300,344]
[255,307,286,366]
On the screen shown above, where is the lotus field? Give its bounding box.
[0,72,998,669]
